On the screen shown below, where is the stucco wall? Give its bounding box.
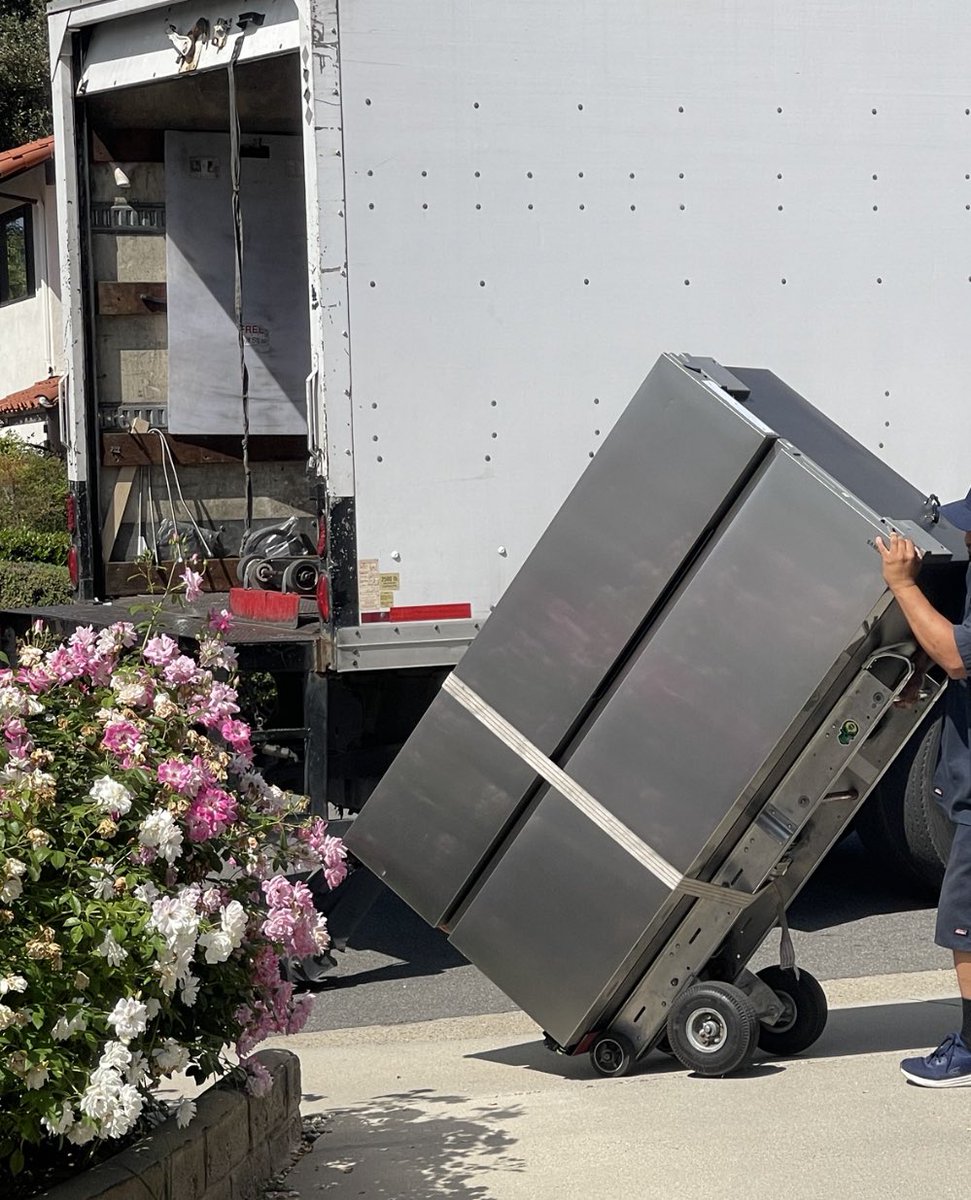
[0,164,61,398]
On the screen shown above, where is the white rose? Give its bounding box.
[101,1083,143,1139]
[67,1120,97,1146]
[175,1098,196,1129]
[53,1012,87,1040]
[106,997,149,1042]
[126,1051,150,1086]
[198,928,234,964]
[133,882,158,905]
[97,1041,131,1073]
[1,877,23,903]
[221,900,247,946]
[139,810,184,864]
[42,1102,75,1136]
[180,974,200,1007]
[153,1039,190,1074]
[89,871,113,900]
[25,1065,49,1090]
[88,776,133,816]
[97,930,128,967]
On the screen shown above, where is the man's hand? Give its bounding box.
[873,531,967,679]
[875,531,923,592]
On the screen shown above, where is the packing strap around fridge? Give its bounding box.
[443,672,752,908]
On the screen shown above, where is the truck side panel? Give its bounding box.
[335,0,971,621]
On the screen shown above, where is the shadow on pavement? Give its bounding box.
[286,1091,525,1198]
[470,997,962,1083]
[299,957,459,993]
[805,995,961,1058]
[469,1038,785,1080]
[468,1039,611,1078]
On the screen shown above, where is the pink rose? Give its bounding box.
[181,565,204,603]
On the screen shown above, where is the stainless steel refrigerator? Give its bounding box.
[346,354,965,1076]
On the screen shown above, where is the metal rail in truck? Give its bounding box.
[23,0,971,882]
[347,354,968,1077]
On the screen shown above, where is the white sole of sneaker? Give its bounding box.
[901,1068,971,1088]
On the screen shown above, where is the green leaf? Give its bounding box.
[9,1147,23,1176]
[70,925,84,945]
[49,851,65,869]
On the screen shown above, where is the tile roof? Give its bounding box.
[0,376,60,416]
[0,136,55,184]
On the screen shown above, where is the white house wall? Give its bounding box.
[0,165,61,397]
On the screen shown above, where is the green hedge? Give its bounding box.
[0,437,67,534]
[0,561,72,608]
[0,528,70,565]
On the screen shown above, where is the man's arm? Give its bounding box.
[875,533,968,679]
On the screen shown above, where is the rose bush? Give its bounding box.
[0,577,346,1180]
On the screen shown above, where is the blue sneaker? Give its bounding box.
[901,1033,971,1087]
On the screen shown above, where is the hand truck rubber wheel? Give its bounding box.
[589,1031,635,1078]
[755,965,828,1056]
[667,981,760,1076]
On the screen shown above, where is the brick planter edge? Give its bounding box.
[39,1049,302,1200]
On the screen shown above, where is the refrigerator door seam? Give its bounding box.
[443,672,685,891]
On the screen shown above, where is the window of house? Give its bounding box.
[0,205,35,306]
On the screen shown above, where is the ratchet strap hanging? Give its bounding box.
[228,41,254,531]
[772,879,800,979]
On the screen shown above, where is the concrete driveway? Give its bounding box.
[273,969,966,1200]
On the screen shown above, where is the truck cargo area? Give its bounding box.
[77,50,312,587]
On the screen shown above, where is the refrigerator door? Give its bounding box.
[348,355,775,925]
[448,442,893,1045]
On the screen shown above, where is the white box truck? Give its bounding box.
[34,0,971,887]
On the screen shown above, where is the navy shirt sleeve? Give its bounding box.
[955,616,971,675]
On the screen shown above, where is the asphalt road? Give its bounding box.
[301,833,952,1033]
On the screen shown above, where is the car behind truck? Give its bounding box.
[25,0,971,889]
